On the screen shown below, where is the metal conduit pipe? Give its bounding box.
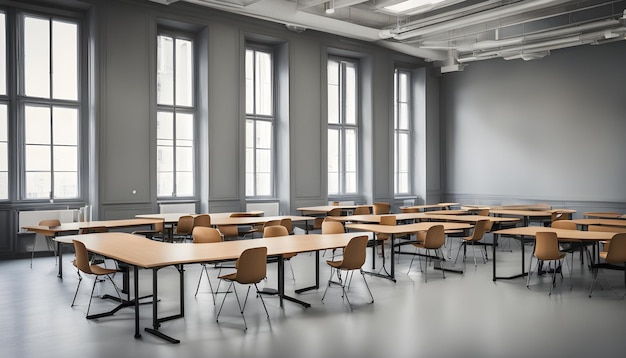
[381,0,574,40]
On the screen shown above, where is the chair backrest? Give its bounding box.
[477,209,490,216]
[78,226,109,235]
[263,219,281,229]
[327,208,342,217]
[72,240,93,275]
[605,233,626,264]
[353,206,370,215]
[551,211,570,222]
[176,215,195,235]
[373,202,390,215]
[551,220,577,230]
[230,212,257,217]
[279,218,293,234]
[338,235,368,270]
[39,219,61,227]
[193,214,211,228]
[192,227,222,243]
[534,232,562,261]
[380,215,396,226]
[217,225,239,238]
[470,219,489,242]
[422,225,445,249]
[321,220,345,234]
[234,247,267,284]
[400,207,420,213]
[263,225,289,238]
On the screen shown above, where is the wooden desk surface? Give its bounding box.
[22,218,163,236]
[489,208,576,217]
[423,214,521,223]
[136,211,264,224]
[399,202,459,211]
[569,218,626,227]
[212,215,314,226]
[582,212,626,219]
[296,205,371,214]
[346,221,472,234]
[56,231,363,268]
[493,226,616,242]
[328,213,429,223]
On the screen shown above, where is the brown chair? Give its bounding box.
[216,246,269,330]
[279,218,294,235]
[173,215,194,242]
[589,233,626,299]
[193,214,211,228]
[373,202,390,215]
[454,219,490,267]
[321,220,345,235]
[408,225,446,282]
[30,219,61,268]
[322,235,373,310]
[589,225,626,254]
[193,227,224,300]
[71,240,122,317]
[353,205,370,215]
[310,207,342,232]
[264,225,297,280]
[131,220,164,241]
[527,232,571,295]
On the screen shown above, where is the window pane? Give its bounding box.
[24,16,50,98]
[176,113,194,141]
[398,173,409,194]
[245,50,254,114]
[25,172,50,199]
[327,129,339,174]
[0,142,6,171]
[255,51,272,116]
[256,148,271,173]
[157,172,173,197]
[52,20,78,100]
[176,146,193,172]
[0,13,6,96]
[0,104,7,201]
[176,171,193,196]
[25,145,50,171]
[25,106,51,144]
[345,172,357,193]
[328,173,339,195]
[256,120,272,149]
[157,146,173,174]
[256,173,271,196]
[175,39,193,107]
[398,72,408,102]
[53,146,77,171]
[327,60,339,124]
[399,103,409,129]
[0,172,7,200]
[53,107,78,145]
[398,133,408,171]
[245,173,254,196]
[345,129,357,172]
[157,111,174,141]
[245,147,254,173]
[245,120,254,147]
[54,171,77,198]
[345,63,357,125]
[157,36,174,106]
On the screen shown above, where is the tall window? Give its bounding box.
[394,69,411,195]
[21,14,80,200]
[156,33,194,198]
[245,46,274,197]
[328,57,358,195]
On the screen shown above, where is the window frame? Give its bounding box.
[245,43,276,198]
[156,28,197,200]
[16,11,83,202]
[394,68,412,196]
[327,55,359,196]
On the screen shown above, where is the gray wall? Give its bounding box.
[441,41,626,213]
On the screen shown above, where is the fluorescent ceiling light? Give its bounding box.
[384,0,445,14]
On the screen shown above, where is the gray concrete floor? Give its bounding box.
[2,235,626,358]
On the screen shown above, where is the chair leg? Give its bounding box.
[254,283,270,319]
[321,267,336,302]
[195,264,216,304]
[589,267,600,297]
[216,281,234,323]
[360,269,374,304]
[71,271,83,306]
[526,254,536,288]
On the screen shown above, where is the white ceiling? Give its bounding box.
[152,0,626,72]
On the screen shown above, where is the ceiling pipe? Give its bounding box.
[381,0,573,40]
[457,26,626,62]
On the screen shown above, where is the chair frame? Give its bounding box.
[589,233,626,299]
[526,231,571,296]
[408,225,446,282]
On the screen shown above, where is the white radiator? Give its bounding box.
[247,202,279,216]
[18,209,75,233]
[159,203,196,214]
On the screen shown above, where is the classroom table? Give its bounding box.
[345,221,472,281]
[569,218,626,230]
[22,218,163,278]
[491,226,616,281]
[489,208,576,226]
[57,231,363,343]
[399,202,459,211]
[582,212,626,219]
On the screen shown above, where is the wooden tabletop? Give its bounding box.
[489,208,576,217]
[22,218,163,236]
[582,212,626,219]
[493,226,616,242]
[423,214,521,223]
[56,231,364,268]
[399,202,459,211]
[211,215,314,226]
[346,221,472,235]
[569,218,626,227]
[297,205,372,214]
[327,213,430,223]
[136,211,264,224]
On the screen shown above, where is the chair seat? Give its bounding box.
[218,272,237,281]
[283,252,297,260]
[326,259,343,269]
[599,251,608,260]
[72,260,119,276]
